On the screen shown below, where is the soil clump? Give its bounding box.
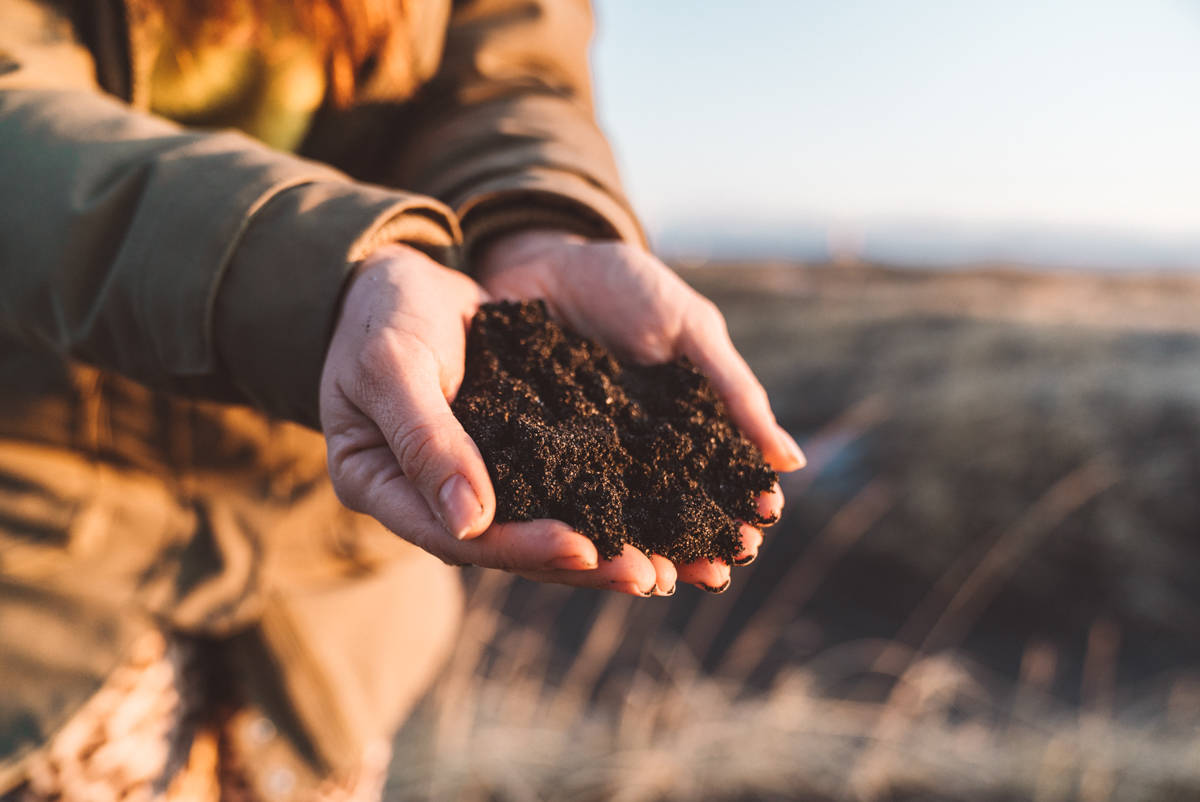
[452,300,777,563]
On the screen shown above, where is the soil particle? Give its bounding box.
[451,300,778,563]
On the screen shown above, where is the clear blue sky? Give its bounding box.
[591,0,1200,246]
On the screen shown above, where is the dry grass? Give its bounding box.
[389,571,1200,801]
[387,263,1200,801]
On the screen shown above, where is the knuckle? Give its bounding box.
[325,456,366,512]
[390,419,444,478]
[389,412,461,481]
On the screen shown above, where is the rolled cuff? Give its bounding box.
[214,181,460,428]
[455,167,647,263]
[388,93,644,259]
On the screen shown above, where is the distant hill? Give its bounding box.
[653,218,1200,273]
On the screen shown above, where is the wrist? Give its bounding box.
[353,241,428,277]
[475,228,592,281]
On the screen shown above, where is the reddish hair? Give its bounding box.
[148,0,404,106]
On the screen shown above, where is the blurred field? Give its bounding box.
[388,263,1200,801]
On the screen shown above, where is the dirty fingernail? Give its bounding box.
[733,553,756,566]
[655,583,677,597]
[438,474,483,540]
[757,487,783,525]
[545,553,597,571]
[699,578,732,594]
[610,580,656,597]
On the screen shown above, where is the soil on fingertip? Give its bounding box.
[450,300,778,564]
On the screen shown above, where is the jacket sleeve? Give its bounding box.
[385,0,646,259]
[0,0,461,428]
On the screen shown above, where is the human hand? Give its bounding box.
[476,230,806,594]
[321,244,615,583]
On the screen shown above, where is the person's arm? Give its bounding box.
[381,0,644,259]
[0,0,619,590]
[0,0,460,428]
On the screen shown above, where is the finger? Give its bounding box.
[517,543,658,596]
[677,556,732,594]
[679,305,806,473]
[732,523,764,567]
[452,519,600,572]
[353,343,495,541]
[648,554,678,596]
[345,465,599,571]
[758,482,784,525]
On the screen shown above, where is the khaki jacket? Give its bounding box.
[0,0,641,795]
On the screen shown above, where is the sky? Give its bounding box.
[590,1,1200,266]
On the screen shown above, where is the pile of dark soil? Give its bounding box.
[452,300,777,563]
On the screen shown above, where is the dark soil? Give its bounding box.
[451,300,777,563]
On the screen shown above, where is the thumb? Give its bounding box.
[356,344,496,540]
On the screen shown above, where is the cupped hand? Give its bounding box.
[320,244,609,583]
[476,230,806,594]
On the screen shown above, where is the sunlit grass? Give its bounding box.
[391,568,1200,801]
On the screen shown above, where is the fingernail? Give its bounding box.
[545,553,597,571]
[757,486,782,526]
[438,474,483,540]
[699,578,732,594]
[655,583,677,597]
[776,425,807,469]
[610,580,656,597]
[733,553,756,566]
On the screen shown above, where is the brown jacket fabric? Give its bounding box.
[0,0,642,795]
[0,0,642,428]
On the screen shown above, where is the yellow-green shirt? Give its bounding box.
[149,7,325,151]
